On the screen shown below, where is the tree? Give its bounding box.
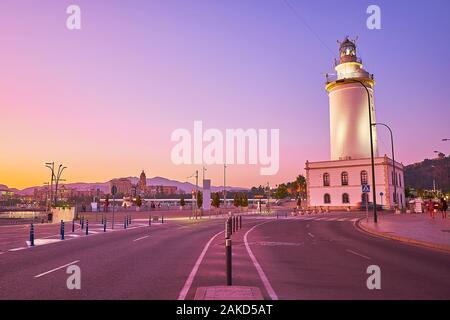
[274,184,288,199]
[197,191,203,209]
[180,196,185,207]
[241,193,248,207]
[233,193,241,207]
[212,192,221,208]
[135,195,142,208]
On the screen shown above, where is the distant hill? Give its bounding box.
[2,176,247,196]
[404,156,450,192]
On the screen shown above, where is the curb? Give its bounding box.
[356,218,450,254]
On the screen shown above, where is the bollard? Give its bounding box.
[276,212,279,219]
[81,217,84,230]
[240,215,242,229]
[225,218,231,239]
[230,216,234,235]
[72,219,75,233]
[162,214,164,224]
[124,218,127,229]
[85,220,89,235]
[149,215,152,226]
[104,219,107,232]
[226,238,232,286]
[129,215,131,225]
[30,223,35,247]
[61,220,65,240]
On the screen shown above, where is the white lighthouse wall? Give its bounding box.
[329,83,378,160]
[305,157,404,210]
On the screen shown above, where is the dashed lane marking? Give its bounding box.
[34,260,80,278]
[346,249,371,260]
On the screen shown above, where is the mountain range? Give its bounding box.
[0,177,248,196]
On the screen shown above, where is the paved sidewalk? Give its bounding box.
[359,213,450,252]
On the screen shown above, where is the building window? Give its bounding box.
[323,173,330,186]
[342,193,350,204]
[324,193,331,204]
[341,172,349,186]
[360,170,368,185]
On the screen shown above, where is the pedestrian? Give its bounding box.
[427,199,434,219]
[440,197,448,219]
[433,201,440,219]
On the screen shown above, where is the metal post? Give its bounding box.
[61,220,64,240]
[124,218,127,229]
[104,219,106,232]
[336,79,377,222]
[72,219,75,233]
[85,220,89,235]
[30,223,35,247]
[240,215,242,229]
[112,193,115,229]
[162,214,164,224]
[226,238,232,286]
[375,123,397,211]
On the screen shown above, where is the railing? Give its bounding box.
[325,72,374,83]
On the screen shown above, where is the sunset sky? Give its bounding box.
[1,0,449,189]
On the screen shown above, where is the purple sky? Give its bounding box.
[0,0,449,189]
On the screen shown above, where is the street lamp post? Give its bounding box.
[54,165,67,206]
[336,78,377,223]
[223,164,227,209]
[373,123,398,211]
[45,162,55,207]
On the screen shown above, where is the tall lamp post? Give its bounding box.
[45,162,55,207]
[223,164,227,208]
[373,123,398,211]
[54,165,67,206]
[336,78,377,223]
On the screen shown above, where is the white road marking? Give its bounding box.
[346,249,371,260]
[9,247,27,252]
[337,218,347,222]
[133,235,150,242]
[244,221,279,300]
[178,230,224,300]
[34,260,80,278]
[308,232,315,238]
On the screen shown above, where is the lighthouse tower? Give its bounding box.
[326,38,378,161]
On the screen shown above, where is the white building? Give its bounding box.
[305,38,405,210]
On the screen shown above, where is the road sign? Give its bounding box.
[362,184,370,193]
[111,185,117,195]
[380,192,384,196]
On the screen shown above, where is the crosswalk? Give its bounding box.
[246,215,360,222]
[21,222,159,249]
[296,216,359,222]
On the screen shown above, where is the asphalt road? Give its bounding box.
[0,212,449,300]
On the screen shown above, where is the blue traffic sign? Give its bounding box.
[362,184,370,193]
